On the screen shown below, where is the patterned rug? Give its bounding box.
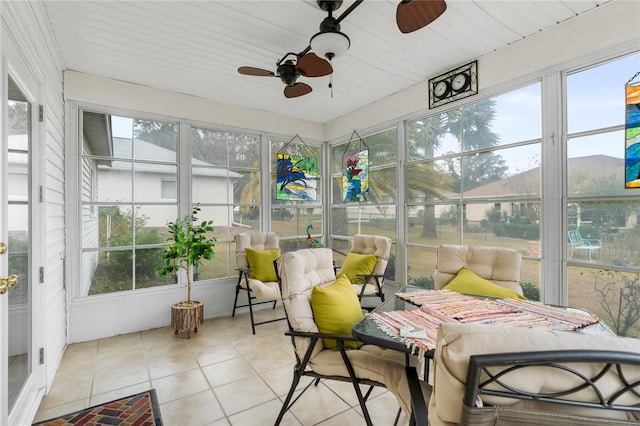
[34,389,162,426]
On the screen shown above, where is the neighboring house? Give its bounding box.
[462,155,635,227]
[80,114,239,295]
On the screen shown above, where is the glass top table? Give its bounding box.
[352,286,428,355]
[352,286,611,357]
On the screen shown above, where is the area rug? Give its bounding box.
[34,389,162,426]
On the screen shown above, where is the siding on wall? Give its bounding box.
[2,0,67,393]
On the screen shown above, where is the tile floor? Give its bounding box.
[34,305,411,425]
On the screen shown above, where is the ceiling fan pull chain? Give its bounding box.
[329,73,334,98]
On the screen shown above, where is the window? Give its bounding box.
[565,52,640,337]
[81,113,178,295]
[330,128,397,269]
[160,179,176,200]
[406,84,542,294]
[191,126,262,280]
[79,111,268,295]
[271,137,323,252]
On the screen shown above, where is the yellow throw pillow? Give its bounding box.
[245,247,280,282]
[311,275,364,350]
[443,267,526,300]
[338,252,378,285]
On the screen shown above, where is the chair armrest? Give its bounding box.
[285,329,360,342]
[356,273,385,280]
[583,238,602,245]
[463,349,640,413]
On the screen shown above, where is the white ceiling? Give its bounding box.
[42,0,607,124]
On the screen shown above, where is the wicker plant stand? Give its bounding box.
[171,300,204,338]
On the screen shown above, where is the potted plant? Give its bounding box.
[157,206,216,337]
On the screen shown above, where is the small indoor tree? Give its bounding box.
[157,205,216,336]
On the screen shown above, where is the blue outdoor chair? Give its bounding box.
[568,229,602,261]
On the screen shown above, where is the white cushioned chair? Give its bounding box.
[341,234,393,304]
[232,232,285,334]
[429,322,640,426]
[434,244,523,296]
[274,248,426,425]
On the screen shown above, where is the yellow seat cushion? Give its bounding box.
[245,247,280,282]
[443,267,526,300]
[311,275,364,350]
[338,252,378,285]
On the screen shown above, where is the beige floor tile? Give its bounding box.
[204,418,231,426]
[231,334,274,354]
[257,364,314,399]
[227,399,301,426]
[95,347,147,373]
[89,381,153,406]
[322,379,387,408]
[35,304,424,426]
[97,332,144,355]
[152,368,210,404]
[287,383,351,425]
[316,408,365,425]
[147,346,200,379]
[366,391,410,425]
[53,354,96,382]
[159,390,226,426]
[191,344,242,367]
[33,398,89,423]
[202,357,256,388]
[243,346,294,373]
[213,375,277,415]
[92,366,149,395]
[142,333,188,355]
[38,375,93,409]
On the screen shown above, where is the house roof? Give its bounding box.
[462,155,625,198]
[101,137,241,178]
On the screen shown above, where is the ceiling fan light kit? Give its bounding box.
[310,0,350,60]
[310,30,350,61]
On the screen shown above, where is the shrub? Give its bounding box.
[521,282,540,301]
[410,276,435,290]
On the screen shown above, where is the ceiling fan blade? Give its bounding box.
[396,0,447,34]
[238,66,275,77]
[284,82,312,99]
[296,53,333,78]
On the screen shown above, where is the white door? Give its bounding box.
[1,33,43,425]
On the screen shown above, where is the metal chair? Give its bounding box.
[462,350,640,425]
[568,229,603,261]
[274,248,419,425]
[232,232,285,334]
[339,234,393,304]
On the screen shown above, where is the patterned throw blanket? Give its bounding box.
[368,290,600,356]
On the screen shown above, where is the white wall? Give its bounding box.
[64,71,325,141]
[1,0,67,421]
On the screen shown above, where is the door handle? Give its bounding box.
[0,274,17,295]
[0,242,6,255]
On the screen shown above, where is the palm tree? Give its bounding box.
[407,99,501,237]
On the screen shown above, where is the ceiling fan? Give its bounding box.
[238,0,446,98]
[238,51,333,99]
